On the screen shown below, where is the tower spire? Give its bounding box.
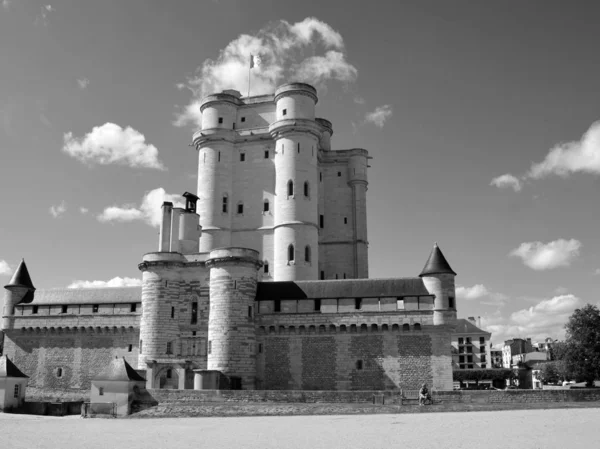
[5,259,35,290]
[419,243,456,277]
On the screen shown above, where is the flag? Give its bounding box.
[250,54,262,69]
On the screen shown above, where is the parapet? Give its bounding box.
[274,83,318,103]
[205,247,263,269]
[199,92,243,113]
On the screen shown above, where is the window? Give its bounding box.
[57,368,63,378]
[166,342,173,354]
[335,274,338,279]
[449,296,455,308]
[166,369,172,379]
[459,355,465,363]
[287,180,294,197]
[33,305,39,314]
[263,262,269,274]
[480,355,487,363]
[402,323,410,332]
[191,302,198,324]
[128,344,133,352]
[218,117,223,124]
[479,337,485,344]
[304,245,311,263]
[319,214,324,228]
[466,337,472,344]
[140,340,143,354]
[480,345,486,354]
[208,341,212,354]
[282,108,287,116]
[459,364,466,369]
[130,303,137,313]
[304,181,309,197]
[343,273,346,279]
[458,337,464,345]
[14,384,20,398]
[171,307,175,319]
[396,298,405,310]
[320,271,325,280]
[248,306,252,318]
[414,323,421,331]
[356,360,363,370]
[355,298,362,310]
[61,305,68,314]
[314,299,321,312]
[459,346,465,354]
[98,387,104,396]
[237,203,244,214]
[319,172,322,182]
[222,195,228,213]
[218,151,221,162]
[297,142,300,153]
[258,343,263,353]
[344,217,347,224]
[467,346,473,353]
[274,300,281,313]
[232,123,236,130]
[481,364,487,369]
[337,171,341,177]
[264,150,269,158]
[468,364,474,369]
[288,244,295,262]
[241,117,246,122]
[92,304,99,313]
[263,200,269,212]
[467,355,473,363]
[240,153,245,162]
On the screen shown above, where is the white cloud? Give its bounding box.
[490,173,522,192]
[79,207,89,214]
[0,260,11,275]
[63,123,165,170]
[77,78,90,89]
[49,201,67,218]
[364,105,393,128]
[353,96,365,105]
[174,17,357,127]
[456,284,508,305]
[594,268,600,276]
[2,1,11,11]
[97,188,183,228]
[35,4,54,26]
[67,277,142,289]
[482,294,587,345]
[528,121,600,179]
[510,238,581,271]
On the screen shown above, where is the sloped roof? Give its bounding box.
[0,355,29,378]
[25,287,142,305]
[454,318,491,336]
[5,259,35,290]
[419,244,457,277]
[93,357,145,382]
[256,278,431,301]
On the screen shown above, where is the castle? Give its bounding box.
[1,83,457,392]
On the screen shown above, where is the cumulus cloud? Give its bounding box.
[490,173,522,192]
[63,123,165,170]
[0,260,11,275]
[77,78,90,89]
[594,268,600,276]
[482,294,587,345]
[49,201,67,218]
[2,1,11,11]
[456,284,508,306]
[364,105,393,129]
[97,188,183,227]
[67,277,142,289]
[79,207,89,214]
[35,4,54,26]
[509,238,581,271]
[174,17,357,127]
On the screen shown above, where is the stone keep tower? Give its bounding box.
[206,248,262,389]
[419,243,457,325]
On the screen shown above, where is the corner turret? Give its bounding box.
[419,244,457,325]
[2,259,36,330]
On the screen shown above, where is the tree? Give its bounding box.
[562,304,600,387]
[537,361,568,384]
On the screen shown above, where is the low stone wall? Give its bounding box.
[26,387,88,402]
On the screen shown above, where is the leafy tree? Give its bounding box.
[562,304,600,387]
[537,361,568,384]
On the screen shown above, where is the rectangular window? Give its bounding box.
[467,346,473,353]
[449,296,455,308]
[264,150,269,158]
[218,117,223,124]
[468,364,474,369]
[282,108,287,116]
[320,271,325,280]
[99,387,104,396]
[319,214,324,228]
[479,337,485,344]
[130,303,137,313]
[241,117,245,122]
[258,343,263,353]
[480,345,486,353]
[467,355,473,363]
[240,153,245,162]
[263,201,269,212]
[191,302,198,324]
[61,305,68,314]
[459,364,466,369]
[458,337,464,345]
[237,203,244,214]
[248,306,252,318]
[396,298,405,310]
[320,172,322,182]
[263,262,269,274]
[140,340,143,354]
[481,364,487,369]
[274,300,281,313]
[208,340,212,354]
[480,355,487,363]
[344,217,347,224]
[355,298,362,310]
[33,305,39,314]
[459,355,465,363]
[92,304,99,313]
[166,342,172,354]
[459,346,465,354]
[171,306,175,319]
[14,384,19,398]
[337,171,341,177]
[466,337,472,344]
[222,196,228,213]
[314,299,321,312]
[128,344,133,352]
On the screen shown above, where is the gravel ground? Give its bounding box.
[2,407,599,449]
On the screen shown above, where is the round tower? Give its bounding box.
[270,83,321,281]
[419,243,457,325]
[206,248,262,389]
[193,92,242,252]
[347,151,369,278]
[3,259,35,330]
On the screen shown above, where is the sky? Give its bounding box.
[1,0,599,346]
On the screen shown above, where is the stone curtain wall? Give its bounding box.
[4,329,139,390]
[256,330,452,391]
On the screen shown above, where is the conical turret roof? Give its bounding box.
[419,243,456,277]
[5,259,35,290]
[93,357,146,382]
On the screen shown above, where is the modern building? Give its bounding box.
[451,317,491,370]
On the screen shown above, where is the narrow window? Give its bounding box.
[241,117,246,122]
[263,200,269,212]
[396,298,405,310]
[337,171,341,177]
[203,152,206,163]
[92,304,99,313]
[57,368,63,378]
[218,151,221,162]
[140,340,143,354]
[297,142,300,153]
[304,181,309,197]
[258,343,263,353]
[304,245,311,263]
[171,307,175,319]
[287,180,294,197]
[263,262,269,274]
[288,244,295,262]
[166,369,172,379]
[264,150,269,158]
[458,337,464,345]
[355,298,362,310]
[130,303,137,313]
[480,345,486,354]
[61,305,68,314]
[33,305,39,314]
[237,203,244,214]
[14,384,20,398]
[335,274,339,279]
[208,341,212,354]
[449,296,455,308]
[479,337,485,344]
[222,195,228,213]
[320,271,325,280]
[314,299,321,312]
[240,153,245,162]
[356,360,363,370]
[166,342,172,354]
[282,108,287,116]
[165,280,168,287]
[344,217,348,224]
[320,172,322,182]
[128,344,133,352]
[232,123,236,130]
[248,306,252,318]
[402,323,410,332]
[274,300,281,312]
[343,273,346,279]
[191,302,198,324]
[414,323,421,331]
[218,117,223,124]
[319,214,324,228]
[99,387,104,396]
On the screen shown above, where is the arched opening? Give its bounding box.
[288,244,295,262]
[414,323,421,331]
[287,180,294,197]
[402,323,410,332]
[304,245,311,263]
